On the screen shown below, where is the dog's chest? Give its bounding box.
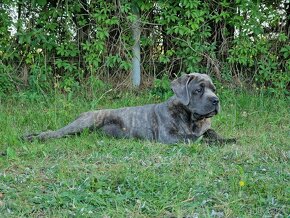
[191,118,211,136]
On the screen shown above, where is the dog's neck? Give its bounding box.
[167,96,207,122]
[167,97,193,122]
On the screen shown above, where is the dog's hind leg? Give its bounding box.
[23,111,100,141]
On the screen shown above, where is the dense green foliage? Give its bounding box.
[0,89,289,217]
[0,0,289,95]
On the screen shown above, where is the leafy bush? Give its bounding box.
[0,0,288,96]
[0,66,14,95]
[150,74,173,100]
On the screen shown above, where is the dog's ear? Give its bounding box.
[171,74,195,105]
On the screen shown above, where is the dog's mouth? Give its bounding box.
[204,110,218,118]
[193,109,218,119]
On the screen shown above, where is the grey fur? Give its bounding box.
[23,73,236,144]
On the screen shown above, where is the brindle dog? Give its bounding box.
[23,73,236,144]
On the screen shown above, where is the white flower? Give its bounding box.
[36,48,43,54]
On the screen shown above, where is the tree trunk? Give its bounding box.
[132,4,141,87]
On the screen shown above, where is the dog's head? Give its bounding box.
[171,73,220,120]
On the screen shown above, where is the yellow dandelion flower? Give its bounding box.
[239,180,245,187]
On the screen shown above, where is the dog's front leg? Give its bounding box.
[183,134,200,144]
[203,129,236,144]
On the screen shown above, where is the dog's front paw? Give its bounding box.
[224,138,237,144]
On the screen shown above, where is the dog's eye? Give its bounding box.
[195,88,202,93]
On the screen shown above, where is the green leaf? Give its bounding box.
[37,0,47,6]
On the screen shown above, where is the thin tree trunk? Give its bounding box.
[132,4,141,87]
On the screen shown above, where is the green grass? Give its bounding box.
[0,89,289,217]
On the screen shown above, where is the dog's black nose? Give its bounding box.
[211,97,219,105]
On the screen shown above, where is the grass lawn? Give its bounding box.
[0,88,289,217]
